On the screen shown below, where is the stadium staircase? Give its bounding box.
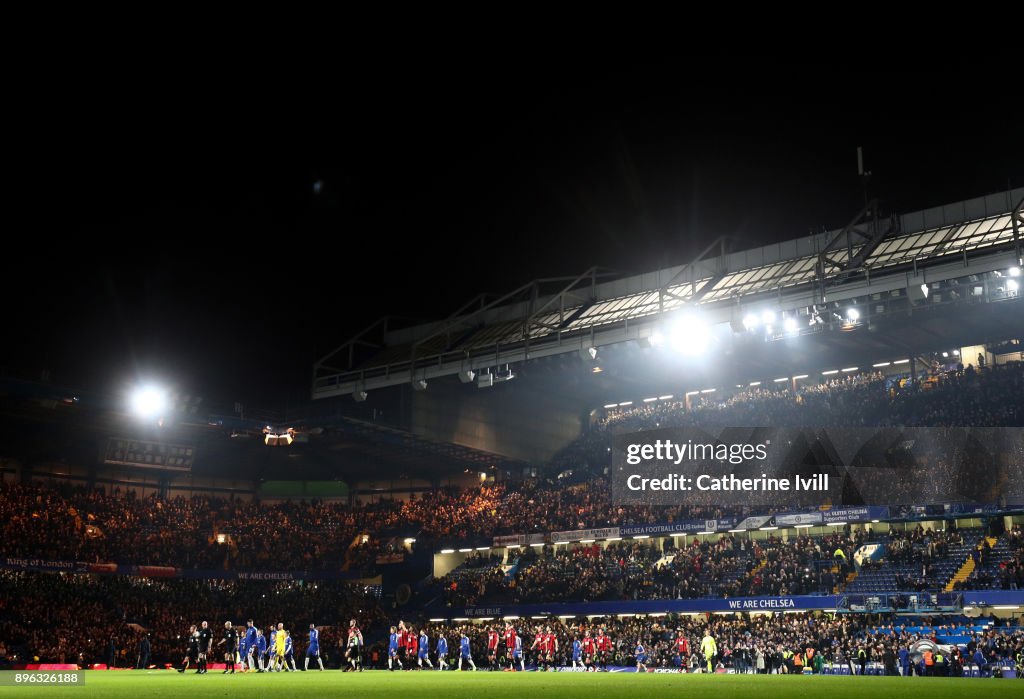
[742,560,767,587]
[839,566,858,592]
[944,536,996,591]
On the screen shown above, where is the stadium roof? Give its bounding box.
[314,188,1023,399]
[0,377,526,481]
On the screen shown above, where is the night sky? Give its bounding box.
[5,61,1022,409]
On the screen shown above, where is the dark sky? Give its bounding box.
[5,61,1022,408]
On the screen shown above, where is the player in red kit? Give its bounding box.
[404,622,418,665]
[675,631,689,668]
[530,628,545,669]
[486,626,499,669]
[397,622,409,668]
[581,630,596,671]
[503,622,518,672]
[542,626,558,671]
[596,627,612,671]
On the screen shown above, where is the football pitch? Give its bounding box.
[2,671,1023,698]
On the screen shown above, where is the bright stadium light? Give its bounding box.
[1009,267,1021,277]
[131,385,167,418]
[761,310,775,325]
[649,330,664,347]
[783,317,798,333]
[742,314,759,330]
[846,308,860,322]
[1009,279,1019,293]
[440,549,455,554]
[666,314,711,355]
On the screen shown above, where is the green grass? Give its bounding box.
[1,670,1021,698]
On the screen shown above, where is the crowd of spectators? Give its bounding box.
[2,363,1021,574]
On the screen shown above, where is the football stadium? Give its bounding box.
[2,65,1023,698]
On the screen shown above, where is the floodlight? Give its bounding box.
[846,308,860,322]
[666,314,710,355]
[131,386,167,418]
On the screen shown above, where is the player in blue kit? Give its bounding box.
[283,630,297,671]
[388,626,403,671]
[418,629,434,669]
[458,630,477,671]
[267,627,278,671]
[572,635,584,669]
[255,627,267,672]
[512,632,524,672]
[436,632,449,671]
[305,623,324,671]
[635,639,649,672]
[242,620,257,672]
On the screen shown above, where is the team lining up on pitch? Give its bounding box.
[164,613,1024,678]
[174,617,721,674]
[177,619,359,674]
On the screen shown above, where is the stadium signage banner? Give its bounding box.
[822,506,888,523]
[962,590,1024,607]
[0,557,365,581]
[733,515,773,530]
[619,519,735,537]
[493,534,525,547]
[1,557,87,573]
[550,527,620,542]
[774,511,824,526]
[463,595,841,617]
